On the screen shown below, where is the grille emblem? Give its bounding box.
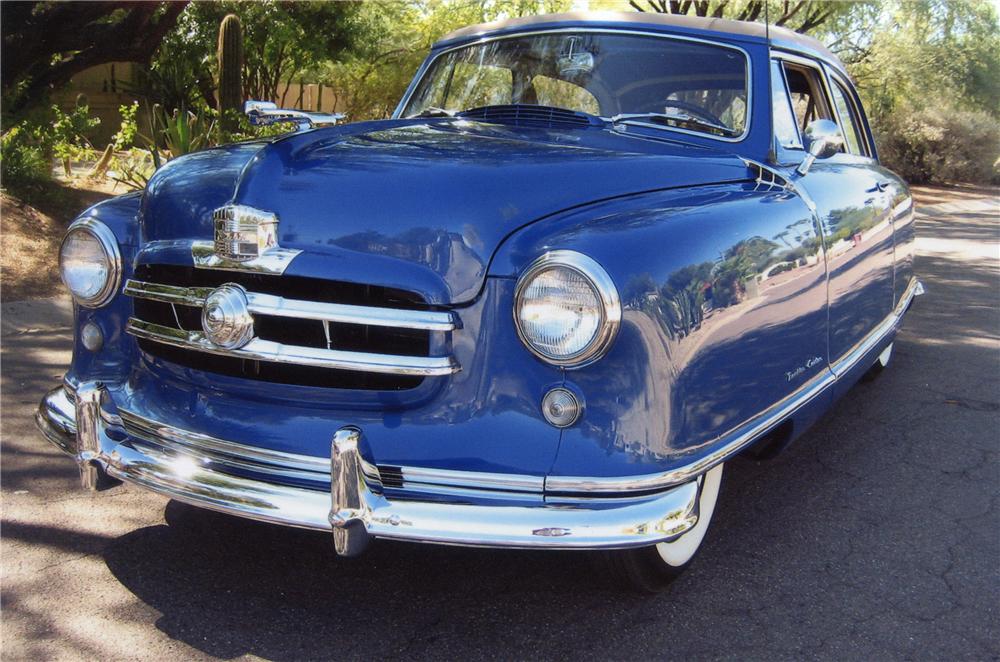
[201,284,254,349]
[212,205,279,262]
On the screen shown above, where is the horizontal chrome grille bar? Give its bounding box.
[123,280,212,307]
[127,318,460,376]
[124,279,457,331]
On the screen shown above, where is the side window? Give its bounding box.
[781,62,834,132]
[829,78,867,156]
[770,60,801,148]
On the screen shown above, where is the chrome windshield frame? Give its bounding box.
[394,27,753,144]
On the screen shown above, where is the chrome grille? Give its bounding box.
[124,265,459,390]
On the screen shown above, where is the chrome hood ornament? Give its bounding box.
[192,204,301,275]
[213,204,278,262]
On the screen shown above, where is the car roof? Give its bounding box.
[436,11,846,73]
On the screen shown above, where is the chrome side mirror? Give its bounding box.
[796,119,844,175]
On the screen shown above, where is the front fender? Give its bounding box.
[490,182,830,479]
[65,192,142,388]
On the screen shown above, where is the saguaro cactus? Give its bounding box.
[217,13,243,130]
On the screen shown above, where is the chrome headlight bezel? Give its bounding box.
[59,218,122,308]
[513,250,621,369]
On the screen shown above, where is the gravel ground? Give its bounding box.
[1,189,997,660]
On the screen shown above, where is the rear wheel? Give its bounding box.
[601,463,724,592]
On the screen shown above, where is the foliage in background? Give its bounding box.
[3,0,998,188]
[322,0,573,120]
[875,104,1000,184]
[1,104,101,190]
[626,0,863,33]
[1,2,188,119]
[848,0,1000,183]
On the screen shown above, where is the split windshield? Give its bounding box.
[403,32,749,138]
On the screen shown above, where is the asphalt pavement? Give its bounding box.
[2,189,997,660]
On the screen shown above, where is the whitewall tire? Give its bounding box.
[601,463,724,592]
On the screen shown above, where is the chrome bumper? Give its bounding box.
[35,383,702,554]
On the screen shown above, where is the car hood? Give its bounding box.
[141,119,751,304]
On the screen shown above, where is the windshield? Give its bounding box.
[402,32,749,138]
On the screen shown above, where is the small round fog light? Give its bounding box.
[542,387,581,428]
[81,322,104,352]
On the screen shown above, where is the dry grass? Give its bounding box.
[1,178,117,302]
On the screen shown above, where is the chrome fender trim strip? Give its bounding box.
[545,276,924,495]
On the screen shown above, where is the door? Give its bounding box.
[775,56,895,369]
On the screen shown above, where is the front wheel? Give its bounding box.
[601,463,724,592]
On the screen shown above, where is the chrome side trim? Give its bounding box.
[126,317,461,376]
[124,279,458,331]
[192,240,301,275]
[830,276,921,378]
[546,276,923,495]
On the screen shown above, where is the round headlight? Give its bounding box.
[59,219,121,307]
[514,251,621,368]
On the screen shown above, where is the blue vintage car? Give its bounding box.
[37,12,921,591]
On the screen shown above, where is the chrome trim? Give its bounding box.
[201,283,255,350]
[192,240,301,275]
[328,425,700,553]
[514,250,622,369]
[396,28,753,144]
[38,384,704,550]
[124,280,213,307]
[126,317,461,376]
[59,218,122,308]
[830,276,921,378]
[118,409,330,483]
[124,278,457,332]
[398,466,544,493]
[245,292,458,332]
[244,100,344,132]
[34,386,77,455]
[546,276,924,494]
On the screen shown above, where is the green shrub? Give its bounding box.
[875,103,1000,185]
[0,126,50,188]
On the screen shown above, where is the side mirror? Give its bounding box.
[796,119,844,175]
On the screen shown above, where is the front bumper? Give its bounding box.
[36,383,702,554]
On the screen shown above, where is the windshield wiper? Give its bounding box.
[608,112,739,137]
[407,107,458,119]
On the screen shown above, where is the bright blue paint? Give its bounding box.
[61,16,915,488]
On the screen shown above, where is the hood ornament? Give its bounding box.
[213,205,278,262]
[244,100,344,132]
[192,204,301,275]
